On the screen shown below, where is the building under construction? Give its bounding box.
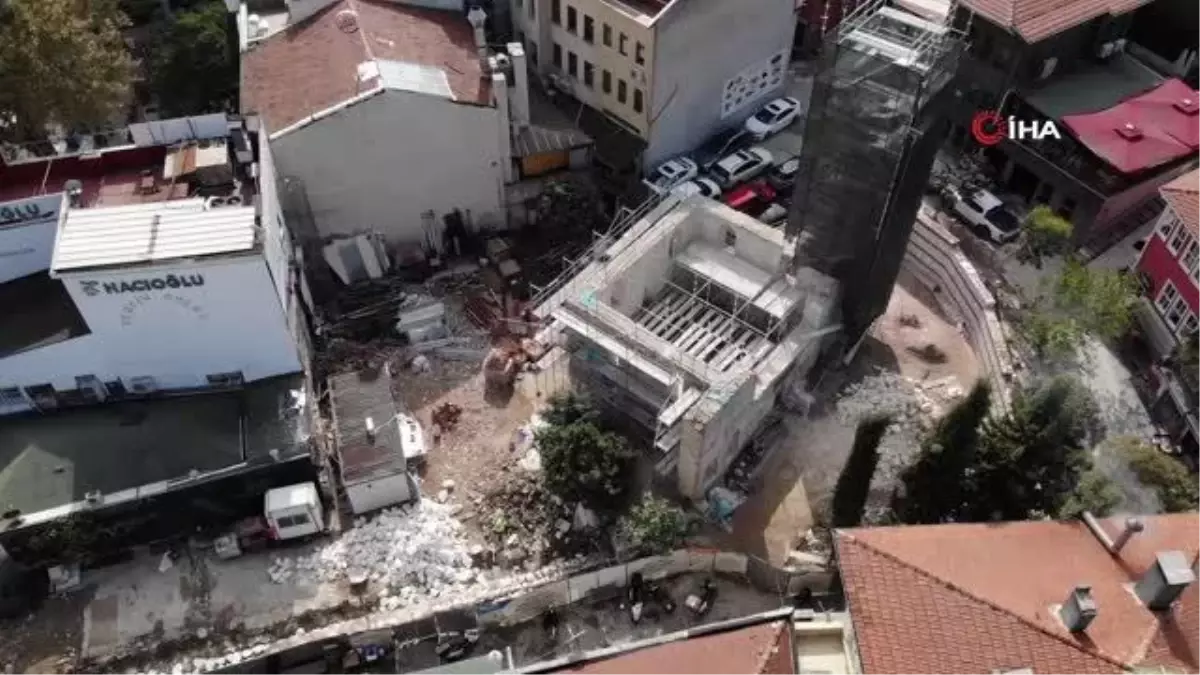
[528,0,962,503]
[788,0,962,345]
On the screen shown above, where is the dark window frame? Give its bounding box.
[617,78,627,104]
[583,60,595,88]
[583,15,595,43]
[602,69,612,93]
[603,23,612,47]
[553,42,563,67]
[633,88,643,112]
[635,42,645,65]
[551,0,561,24]
[568,50,578,77]
[619,33,628,55]
[567,6,577,33]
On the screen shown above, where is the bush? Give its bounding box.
[617,495,693,556]
[1114,437,1199,513]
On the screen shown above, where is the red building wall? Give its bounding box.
[1138,233,1199,315]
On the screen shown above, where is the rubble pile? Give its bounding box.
[477,475,597,570]
[833,371,965,522]
[266,502,475,594]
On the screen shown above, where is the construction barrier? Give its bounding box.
[901,211,1015,410]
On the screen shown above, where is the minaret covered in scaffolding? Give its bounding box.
[787,0,963,346]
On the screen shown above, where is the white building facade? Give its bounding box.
[513,0,797,167]
[0,122,306,416]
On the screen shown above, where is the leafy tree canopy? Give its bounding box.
[616,495,693,556]
[1018,205,1074,268]
[1109,436,1199,513]
[535,395,635,513]
[0,0,134,141]
[148,0,236,117]
[1022,260,1139,357]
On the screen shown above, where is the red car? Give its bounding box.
[723,181,777,217]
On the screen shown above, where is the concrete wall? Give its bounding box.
[646,0,795,167]
[1,255,301,396]
[901,211,1014,410]
[270,91,506,250]
[256,122,294,311]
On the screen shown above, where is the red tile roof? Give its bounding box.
[560,620,794,674]
[837,514,1200,674]
[1161,168,1199,238]
[961,0,1151,43]
[241,0,492,133]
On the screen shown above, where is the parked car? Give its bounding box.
[724,181,777,217]
[709,146,773,188]
[672,177,722,199]
[767,156,800,191]
[951,188,1021,244]
[645,157,698,193]
[758,203,789,226]
[693,127,752,172]
[744,97,802,139]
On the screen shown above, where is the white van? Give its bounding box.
[264,483,325,540]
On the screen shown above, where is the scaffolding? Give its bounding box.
[787,0,963,342]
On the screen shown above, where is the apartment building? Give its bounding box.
[513,0,797,167]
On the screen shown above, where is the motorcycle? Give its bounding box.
[684,578,717,617]
[434,629,480,663]
[648,581,676,614]
[627,572,645,624]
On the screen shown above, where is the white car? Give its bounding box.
[744,97,802,139]
[951,189,1021,244]
[671,177,722,199]
[708,146,773,188]
[645,157,698,193]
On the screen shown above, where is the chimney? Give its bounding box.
[1135,551,1196,611]
[1059,585,1098,633]
[507,42,531,129]
[1111,517,1144,552]
[365,416,377,444]
[467,6,488,71]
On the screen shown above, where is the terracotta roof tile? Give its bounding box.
[561,621,794,674]
[961,0,1151,42]
[1161,168,1199,238]
[836,514,1200,674]
[241,0,491,133]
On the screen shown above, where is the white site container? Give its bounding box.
[264,482,325,540]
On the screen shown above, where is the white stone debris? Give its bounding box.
[265,501,473,593]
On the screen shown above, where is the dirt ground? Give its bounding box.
[719,277,982,565]
[391,357,537,541]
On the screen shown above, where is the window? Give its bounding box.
[528,41,538,66]
[619,32,628,55]
[1168,222,1192,256]
[1179,311,1199,339]
[551,0,560,24]
[602,69,612,93]
[617,78,627,104]
[0,387,24,407]
[276,513,311,529]
[635,41,645,65]
[568,50,578,77]
[1158,212,1180,240]
[603,23,612,47]
[528,0,535,19]
[207,371,245,387]
[633,88,643,112]
[552,42,563,67]
[516,29,525,46]
[1184,239,1199,280]
[1157,280,1181,316]
[583,61,594,88]
[567,6,577,33]
[583,15,594,43]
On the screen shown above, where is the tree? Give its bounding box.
[0,0,134,142]
[616,495,693,556]
[831,414,891,528]
[1112,437,1199,513]
[1022,260,1139,357]
[541,391,599,428]
[1059,469,1122,519]
[147,0,236,117]
[536,414,635,513]
[1018,206,1074,268]
[964,376,1098,521]
[894,381,992,524]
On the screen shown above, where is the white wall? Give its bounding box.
[1,255,301,393]
[646,0,795,167]
[271,91,506,250]
[0,194,65,282]
[256,122,294,310]
[346,473,416,515]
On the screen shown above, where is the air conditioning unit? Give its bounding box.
[1114,38,1127,53]
[1096,42,1116,59]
